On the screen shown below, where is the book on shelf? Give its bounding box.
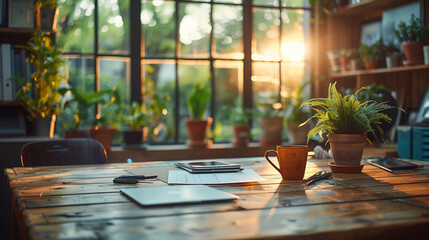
[1,43,13,101]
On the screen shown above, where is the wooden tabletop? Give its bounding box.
[5,157,429,240]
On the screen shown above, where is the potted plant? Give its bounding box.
[229,104,252,147]
[35,0,59,31]
[339,49,357,71]
[122,102,149,145]
[59,87,120,152]
[393,14,429,66]
[15,31,65,137]
[299,82,402,173]
[385,44,401,68]
[358,42,379,70]
[185,81,212,148]
[255,101,284,147]
[283,80,311,145]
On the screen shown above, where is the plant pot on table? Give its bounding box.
[328,133,366,173]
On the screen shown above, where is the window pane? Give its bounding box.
[98,0,130,55]
[253,8,280,61]
[179,3,211,58]
[57,55,95,135]
[213,5,243,59]
[252,62,280,106]
[253,0,279,7]
[178,61,211,142]
[282,0,310,7]
[214,0,242,3]
[213,60,243,142]
[281,62,308,95]
[143,60,176,143]
[56,0,95,53]
[281,9,309,62]
[99,57,131,104]
[142,0,176,58]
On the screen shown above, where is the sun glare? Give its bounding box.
[282,41,306,62]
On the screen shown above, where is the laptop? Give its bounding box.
[120,185,239,206]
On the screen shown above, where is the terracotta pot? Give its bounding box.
[340,57,351,71]
[232,124,250,147]
[328,134,366,166]
[288,124,309,145]
[184,117,213,148]
[363,59,376,70]
[64,130,89,138]
[123,127,148,145]
[259,117,283,147]
[402,42,426,66]
[89,127,116,153]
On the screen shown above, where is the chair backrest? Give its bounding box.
[21,138,107,167]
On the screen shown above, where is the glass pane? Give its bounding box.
[252,62,280,107]
[142,0,176,58]
[178,60,211,142]
[281,61,308,96]
[282,0,310,7]
[214,0,242,3]
[143,60,176,143]
[252,8,281,61]
[188,0,210,2]
[179,3,211,58]
[56,0,95,53]
[98,0,130,55]
[213,5,243,59]
[281,9,310,61]
[57,55,95,134]
[253,0,279,7]
[99,57,130,128]
[213,60,243,142]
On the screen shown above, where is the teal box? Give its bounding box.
[412,126,429,161]
[397,126,412,159]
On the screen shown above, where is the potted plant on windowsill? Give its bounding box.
[255,101,284,147]
[59,87,120,152]
[229,104,252,148]
[185,81,212,148]
[283,80,311,145]
[299,82,403,173]
[122,101,149,145]
[15,31,65,138]
[393,14,429,66]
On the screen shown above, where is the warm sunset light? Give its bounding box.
[281,41,306,62]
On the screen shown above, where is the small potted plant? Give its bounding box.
[229,104,252,147]
[339,49,357,71]
[299,82,403,173]
[283,80,311,145]
[358,42,379,70]
[15,31,65,137]
[385,44,401,68]
[393,14,429,66]
[184,81,212,148]
[255,101,284,147]
[122,102,149,145]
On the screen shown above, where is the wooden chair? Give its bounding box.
[20,138,107,167]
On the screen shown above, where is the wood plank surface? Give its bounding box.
[6,157,429,240]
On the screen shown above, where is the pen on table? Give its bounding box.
[368,162,393,173]
[117,175,158,179]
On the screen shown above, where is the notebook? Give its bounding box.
[120,185,239,206]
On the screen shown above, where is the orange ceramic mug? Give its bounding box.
[264,145,308,180]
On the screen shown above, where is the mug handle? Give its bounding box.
[264,149,281,174]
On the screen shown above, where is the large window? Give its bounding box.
[56,0,311,144]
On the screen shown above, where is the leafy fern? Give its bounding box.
[299,82,404,143]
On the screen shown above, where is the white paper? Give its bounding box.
[168,169,266,185]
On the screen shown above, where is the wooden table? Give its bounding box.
[5,157,429,240]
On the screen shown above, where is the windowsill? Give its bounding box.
[107,142,398,163]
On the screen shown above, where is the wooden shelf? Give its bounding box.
[328,0,420,16]
[0,27,35,34]
[0,101,22,107]
[329,64,429,78]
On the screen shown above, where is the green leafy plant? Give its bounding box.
[393,14,429,43]
[358,42,380,63]
[299,82,403,143]
[59,87,120,130]
[283,80,312,125]
[229,105,252,126]
[122,102,150,130]
[15,31,64,120]
[187,81,211,119]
